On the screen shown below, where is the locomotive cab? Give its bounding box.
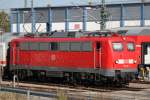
[110,37,138,81]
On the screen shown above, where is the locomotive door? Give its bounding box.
[12,43,20,65]
[16,43,20,65]
[10,43,18,66]
[94,42,101,69]
[142,42,150,66]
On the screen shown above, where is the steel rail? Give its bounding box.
[0,86,57,98]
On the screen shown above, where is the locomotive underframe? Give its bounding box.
[8,64,136,84]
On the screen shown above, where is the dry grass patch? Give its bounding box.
[57,90,68,100]
[0,92,26,100]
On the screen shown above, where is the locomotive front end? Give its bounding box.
[111,37,138,83]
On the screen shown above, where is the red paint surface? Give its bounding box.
[9,36,138,71]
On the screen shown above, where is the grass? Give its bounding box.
[0,92,26,100]
[57,89,68,100]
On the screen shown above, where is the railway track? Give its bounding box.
[0,80,111,93]
[131,79,150,84]
[1,80,150,100]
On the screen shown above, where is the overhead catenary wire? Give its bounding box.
[71,0,110,30]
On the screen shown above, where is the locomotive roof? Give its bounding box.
[15,31,121,38]
[111,27,150,36]
[9,31,135,43]
[11,35,134,43]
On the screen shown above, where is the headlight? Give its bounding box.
[134,60,137,64]
[115,60,119,64]
[115,59,124,64]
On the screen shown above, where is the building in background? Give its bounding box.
[10,1,150,33]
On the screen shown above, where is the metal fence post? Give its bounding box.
[27,90,30,100]
[88,96,92,100]
[13,75,17,88]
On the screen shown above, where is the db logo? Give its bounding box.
[51,55,56,61]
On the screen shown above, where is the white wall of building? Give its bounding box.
[69,22,83,31]
[124,20,140,26]
[52,22,65,31]
[106,21,120,29]
[13,23,47,33]
[145,20,150,26]
[12,24,17,33]
[87,22,100,31]
[12,20,149,32]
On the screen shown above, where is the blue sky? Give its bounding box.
[0,0,144,10]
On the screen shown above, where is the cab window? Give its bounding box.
[127,42,135,51]
[112,42,123,51]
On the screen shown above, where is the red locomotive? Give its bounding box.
[6,32,138,84]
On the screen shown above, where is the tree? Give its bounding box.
[0,11,10,33]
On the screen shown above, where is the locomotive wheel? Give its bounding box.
[17,70,27,81]
[31,70,46,82]
[63,72,76,85]
[31,70,39,81]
